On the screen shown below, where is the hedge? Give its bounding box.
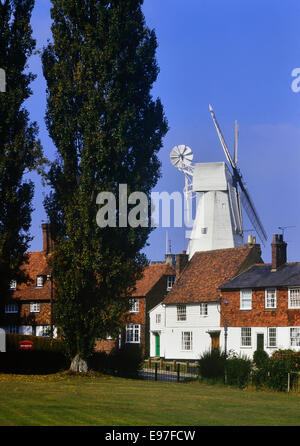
[0,334,69,374]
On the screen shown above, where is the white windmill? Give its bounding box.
[170,105,267,260]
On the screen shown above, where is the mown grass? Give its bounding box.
[0,372,299,426]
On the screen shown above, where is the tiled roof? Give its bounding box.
[163,246,261,304]
[132,262,176,297]
[11,251,51,301]
[220,262,300,289]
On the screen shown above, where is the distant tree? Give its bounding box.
[0,0,44,302]
[42,0,168,371]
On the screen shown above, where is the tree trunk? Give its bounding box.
[70,354,88,373]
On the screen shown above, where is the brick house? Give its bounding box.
[0,223,55,337]
[0,222,176,358]
[149,242,263,359]
[95,260,176,356]
[220,234,300,357]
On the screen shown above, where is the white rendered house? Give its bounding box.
[149,243,262,360]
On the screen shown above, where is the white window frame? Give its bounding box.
[290,327,300,347]
[288,288,300,309]
[268,327,277,348]
[265,288,277,309]
[241,327,252,347]
[39,325,51,337]
[177,304,186,321]
[5,304,18,314]
[167,275,176,291]
[30,302,40,313]
[36,275,44,288]
[129,298,139,313]
[10,280,17,290]
[125,324,140,344]
[156,313,161,324]
[200,303,208,316]
[240,289,252,310]
[181,331,193,351]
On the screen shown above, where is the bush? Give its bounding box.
[0,334,69,374]
[252,350,300,392]
[89,344,143,379]
[225,353,252,388]
[198,349,226,380]
[253,350,269,369]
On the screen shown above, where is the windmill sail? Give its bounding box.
[209,105,267,245]
[239,183,267,244]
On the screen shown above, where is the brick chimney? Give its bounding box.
[165,253,176,268]
[271,234,287,271]
[175,250,189,278]
[42,223,54,254]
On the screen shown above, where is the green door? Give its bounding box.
[155,334,160,357]
[257,333,264,350]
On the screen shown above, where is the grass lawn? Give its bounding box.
[0,372,300,426]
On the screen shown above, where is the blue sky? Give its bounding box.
[25,0,300,264]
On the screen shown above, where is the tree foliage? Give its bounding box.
[0,0,44,299]
[42,0,168,363]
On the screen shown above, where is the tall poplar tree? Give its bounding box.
[42,0,168,370]
[0,0,43,301]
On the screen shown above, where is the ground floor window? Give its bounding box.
[181,331,192,351]
[268,327,277,347]
[290,327,300,347]
[37,326,51,337]
[241,327,251,347]
[5,304,18,314]
[125,324,140,343]
[5,325,18,334]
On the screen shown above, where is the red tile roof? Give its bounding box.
[12,251,51,301]
[132,262,176,297]
[163,246,262,304]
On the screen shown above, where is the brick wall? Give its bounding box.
[0,301,51,327]
[221,288,300,327]
[94,339,118,354]
[19,302,52,326]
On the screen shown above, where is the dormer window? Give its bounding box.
[167,275,176,291]
[36,275,44,288]
[10,280,17,290]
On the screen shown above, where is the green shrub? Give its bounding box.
[253,350,269,369]
[198,349,226,380]
[252,350,300,392]
[225,353,252,388]
[6,334,66,354]
[267,357,291,392]
[89,345,143,379]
